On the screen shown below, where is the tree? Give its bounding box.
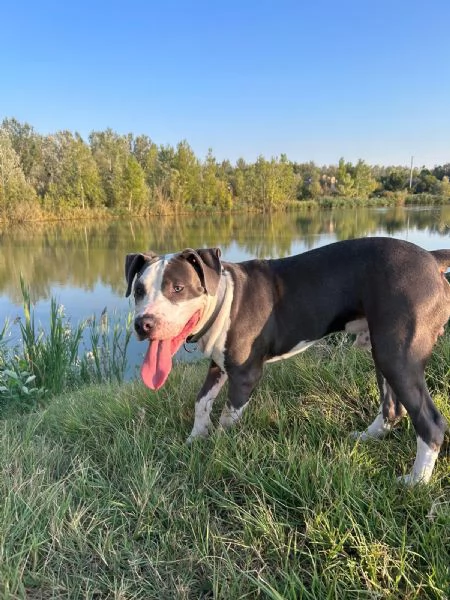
[171,140,201,206]
[432,164,450,181]
[352,160,378,198]
[296,162,322,200]
[231,158,249,204]
[121,155,148,212]
[336,158,355,197]
[200,149,232,209]
[0,130,37,219]
[250,155,297,209]
[132,134,159,194]
[151,144,177,207]
[1,118,42,186]
[89,129,131,208]
[336,158,377,199]
[43,131,104,210]
[380,168,408,192]
[414,169,440,194]
[440,176,450,199]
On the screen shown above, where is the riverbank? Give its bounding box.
[1,193,449,225]
[1,303,449,596]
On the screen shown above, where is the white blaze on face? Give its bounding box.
[134,257,166,316]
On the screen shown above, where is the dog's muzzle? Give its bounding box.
[134,314,156,338]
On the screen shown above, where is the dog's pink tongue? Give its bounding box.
[140,311,201,391]
[141,339,173,390]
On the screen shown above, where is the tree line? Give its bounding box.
[1,117,449,221]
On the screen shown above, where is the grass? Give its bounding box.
[0,281,133,415]
[0,327,449,598]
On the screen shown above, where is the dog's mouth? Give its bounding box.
[140,311,201,390]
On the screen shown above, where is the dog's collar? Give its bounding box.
[186,270,226,344]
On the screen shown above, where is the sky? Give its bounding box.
[1,0,449,168]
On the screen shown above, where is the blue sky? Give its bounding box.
[1,0,449,167]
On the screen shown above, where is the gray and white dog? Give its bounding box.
[125,237,450,485]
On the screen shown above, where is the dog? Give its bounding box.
[125,237,450,485]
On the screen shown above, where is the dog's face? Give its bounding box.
[125,248,222,390]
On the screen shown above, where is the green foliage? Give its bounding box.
[89,129,132,209]
[81,310,134,384]
[0,318,45,411]
[0,130,39,221]
[414,169,441,195]
[1,118,450,221]
[0,281,133,413]
[1,118,42,186]
[121,155,148,212]
[18,278,85,395]
[440,176,450,199]
[296,161,323,200]
[200,149,233,209]
[0,367,44,411]
[380,167,409,192]
[336,158,378,199]
[43,131,105,211]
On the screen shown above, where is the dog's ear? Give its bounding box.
[180,248,222,295]
[125,252,158,297]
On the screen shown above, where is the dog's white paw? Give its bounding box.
[186,425,212,445]
[350,430,366,441]
[350,412,393,442]
[397,472,429,486]
[350,429,384,442]
[397,438,439,485]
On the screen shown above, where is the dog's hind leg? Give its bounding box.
[347,321,406,440]
[377,357,446,484]
[396,376,444,484]
[187,361,227,443]
[352,368,407,441]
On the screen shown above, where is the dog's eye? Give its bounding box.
[173,285,184,293]
[134,283,145,299]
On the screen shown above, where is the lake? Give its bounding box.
[1,205,449,373]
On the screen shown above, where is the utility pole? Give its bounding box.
[409,156,414,189]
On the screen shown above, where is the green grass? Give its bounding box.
[0,332,449,599]
[0,281,133,415]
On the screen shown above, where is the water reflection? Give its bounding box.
[1,205,449,316]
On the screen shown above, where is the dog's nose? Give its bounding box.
[134,315,156,336]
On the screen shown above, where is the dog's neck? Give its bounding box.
[187,269,228,344]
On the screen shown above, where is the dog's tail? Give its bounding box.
[431,249,450,272]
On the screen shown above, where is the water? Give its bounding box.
[1,205,449,373]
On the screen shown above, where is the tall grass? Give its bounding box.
[82,309,134,385]
[0,325,449,598]
[19,278,84,395]
[0,281,133,413]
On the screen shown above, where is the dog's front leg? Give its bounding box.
[187,361,227,443]
[219,363,263,430]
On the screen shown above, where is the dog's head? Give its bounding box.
[125,248,222,390]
